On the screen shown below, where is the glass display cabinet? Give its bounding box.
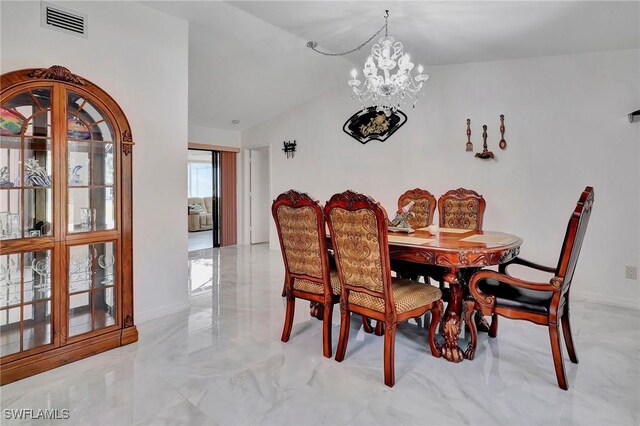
[0,66,136,384]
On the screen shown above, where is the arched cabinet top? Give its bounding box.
[1,65,134,155]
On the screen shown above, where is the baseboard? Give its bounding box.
[572,290,640,311]
[136,300,191,324]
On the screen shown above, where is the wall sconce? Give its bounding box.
[282,140,297,159]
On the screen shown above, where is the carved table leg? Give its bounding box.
[309,302,324,320]
[464,300,478,360]
[440,268,465,362]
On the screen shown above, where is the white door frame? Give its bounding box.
[243,145,271,245]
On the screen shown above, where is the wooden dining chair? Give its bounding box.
[464,186,594,390]
[434,188,487,300]
[325,190,443,387]
[393,188,441,288]
[272,190,341,358]
[438,187,486,230]
[397,188,437,229]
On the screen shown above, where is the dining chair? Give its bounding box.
[393,188,441,291]
[272,190,341,358]
[434,188,487,302]
[325,190,443,387]
[464,186,594,390]
[438,187,486,230]
[397,188,437,229]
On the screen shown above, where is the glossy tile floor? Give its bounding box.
[2,244,639,425]
[188,230,214,252]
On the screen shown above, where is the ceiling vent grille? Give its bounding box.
[41,2,87,38]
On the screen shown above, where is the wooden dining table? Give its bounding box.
[387,227,523,363]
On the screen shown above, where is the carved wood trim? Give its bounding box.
[123,314,134,328]
[28,65,86,85]
[122,130,134,156]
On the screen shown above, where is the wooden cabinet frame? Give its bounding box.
[0,66,137,385]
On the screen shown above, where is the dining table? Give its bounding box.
[386,227,523,363]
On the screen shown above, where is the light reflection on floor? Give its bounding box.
[1,244,638,425]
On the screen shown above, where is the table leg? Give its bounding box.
[440,268,465,362]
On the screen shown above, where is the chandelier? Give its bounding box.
[308,10,429,115]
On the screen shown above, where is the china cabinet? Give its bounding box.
[0,66,136,384]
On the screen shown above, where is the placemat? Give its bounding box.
[439,228,473,234]
[460,234,515,245]
[388,235,434,245]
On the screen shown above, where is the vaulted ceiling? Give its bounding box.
[143,1,640,131]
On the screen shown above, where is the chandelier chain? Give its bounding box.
[306,22,387,57]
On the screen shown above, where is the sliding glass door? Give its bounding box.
[187,149,220,248]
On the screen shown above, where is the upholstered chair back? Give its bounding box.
[272,190,327,281]
[325,191,394,310]
[397,188,437,229]
[438,188,486,230]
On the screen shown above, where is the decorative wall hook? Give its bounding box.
[629,110,640,123]
[475,125,494,159]
[282,140,297,159]
[465,118,473,151]
[498,114,507,150]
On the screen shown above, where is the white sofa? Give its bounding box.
[188,196,214,231]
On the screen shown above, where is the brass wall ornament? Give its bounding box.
[465,119,473,151]
[465,115,506,159]
[499,114,507,150]
[474,125,494,160]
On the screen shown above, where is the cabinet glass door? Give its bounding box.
[1,88,53,240]
[68,241,116,337]
[0,250,52,356]
[67,92,115,233]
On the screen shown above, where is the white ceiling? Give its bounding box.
[143,1,640,131]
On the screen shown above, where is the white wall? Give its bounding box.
[1,1,190,322]
[189,125,241,148]
[242,49,640,309]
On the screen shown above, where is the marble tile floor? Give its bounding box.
[1,244,639,425]
[188,230,214,252]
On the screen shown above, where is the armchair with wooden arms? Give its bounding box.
[464,186,594,390]
[272,190,341,358]
[325,190,443,387]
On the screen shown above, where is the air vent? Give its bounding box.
[41,2,87,38]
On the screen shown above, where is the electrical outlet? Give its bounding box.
[626,266,638,280]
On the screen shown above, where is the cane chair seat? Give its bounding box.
[349,278,442,314]
[294,270,341,296]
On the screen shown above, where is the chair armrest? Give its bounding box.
[469,269,563,312]
[498,257,555,274]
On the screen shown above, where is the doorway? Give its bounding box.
[188,149,221,250]
[249,147,269,244]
